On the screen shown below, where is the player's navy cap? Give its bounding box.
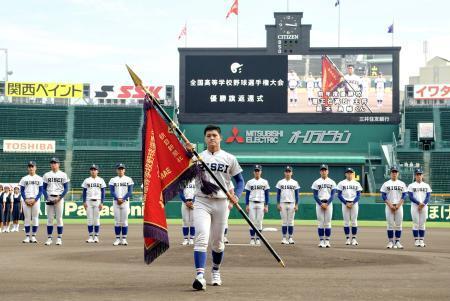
[27,161,36,166]
[285,165,293,171]
[50,157,60,163]
[345,167,354,173]
[90,164,99,170]
[254,165,262,171]
[415,168,424,174]
[116,163,126,169]
[390,165,399,172]
[347,64,354,67]
[320,164,328,170]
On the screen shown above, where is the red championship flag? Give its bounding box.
[321,55,343,109]
[178,23,187,40]
[142,100,196,264]
[226,0,238,18]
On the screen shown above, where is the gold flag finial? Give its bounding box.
[126,64,143,87]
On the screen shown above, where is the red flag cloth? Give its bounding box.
[321,55,343,109]
[142,101,195,264]
[178,24,187,40]
[226,0,238,18]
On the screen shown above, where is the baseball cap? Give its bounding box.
[347,64,354,68]
[27,161,36,166]
[116,163,126,169]
[285,165,293,172]
[50,157,60,163]
[254,165,262,171]
[414,168,424,174]
[90,164,99,170]
[390,165,399,172]
[320,164,328,170]
[345,167,354,173]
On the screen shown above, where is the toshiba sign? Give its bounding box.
[3,140,56,153]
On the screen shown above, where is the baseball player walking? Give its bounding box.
[312,164,336,248]
[19,161,43,243]
[189,125,244,290]
[109,163,134,246]
[245,165,270,246]
[82,164,106,243]
[276,166,300,245]
[381,166,407,249]
[43,157,70,246]
[337,168,362,246]
[179,179,196,246]
[407,168,432,247]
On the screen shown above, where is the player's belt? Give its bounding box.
[320,200,328,203]
[89,199,99,201]
[46,195,60,205]
[251,201,263,203]
[345,200,354,203]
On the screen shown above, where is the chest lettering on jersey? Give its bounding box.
[412,187,428,193]
[25,180,40,186]
[250,185,266,190]
[47,177,64,183]
[202,162,230,173]
[341,185,359,190]
[87,183,103,188]
[386,186,404,191]
[114,183,129,187]
[186,184,195,189]
[280,185,297,190]
[318,184,333,190]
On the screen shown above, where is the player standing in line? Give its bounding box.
[276,166,300,245]
[407,168,432,247]
[245,165,270,246]
[19,161,43,243]
[82,164,106,243]
[42,157,70,246]
[311,164,336,248]
[288,70,300,107]
[306,72,315,106]
[11,186,23,232]
[0,185,6,232]
[179,179,196,246]
[380,166,407,249]
[374,72,386,108]
[1,185,13,232]
[337,168,362,246]
[109,163,134,246]
[189,125,244,290]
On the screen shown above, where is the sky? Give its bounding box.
[0,0,449,90]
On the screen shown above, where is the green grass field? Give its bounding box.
[59,218,450,228]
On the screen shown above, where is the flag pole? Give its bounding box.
[126,65,285,268]
[185,20,187,48]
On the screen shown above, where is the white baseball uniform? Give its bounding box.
[374,77,386,101]
[82,176,106,227]
[181,180,196,230]
[109,175,134,227]
[19,174,43,229]
[288,72,300,104]
[408,181,432,233]
[311,177,337,230]
[245,177,270,234]
[380,179,407,233]
[276,178,300,229]
[306,77,315,99]
[43,170,70,230]
[337,179,362,228]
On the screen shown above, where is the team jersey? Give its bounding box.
[374,77,386,90]
[407,181,432,204]
[109,176,134,199]
[82,176,106,200]
[311,177,337,200]
[306,78,315,90]
[19,174,43,199]
[195,149,242,199]
[344,74,362,92]
[288,73,299,89]
[276,178,300,203]
[43,170,70,196]
[183,180,196,200]
[245,178,270,202]
[380,179,407,204]
[337,179,363,202]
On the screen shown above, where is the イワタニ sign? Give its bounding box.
[414,84,450,100]
[6,82,84,98]
[3,140,56,153]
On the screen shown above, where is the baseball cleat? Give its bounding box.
[351,238,358,246]
[189,238,194,245]
[223,237,229,244]
[56,238,62,245]
[192,274,206,291]
[182,238,189,246]
[345,238,351,245]
[121,238,128,246]
[419,240,426,247]
[325,240,331,248]
[250,238,256,245]
[318,240,326,248]
[255,238,261,246]
[86,236,94,243]
[211,270,222,286]
[414,240,421,247]
[22,236,30,243]
[288,237,295,244]
[93,236,99,243]
[113,238,121,246]
[30,236,37,243]
[386,241,394,249]
[45,238,53,246]
[281,237,289,245]
[395,241,403,249]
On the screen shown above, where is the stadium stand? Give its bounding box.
[404,107,433,142]
[440,108,450,142]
